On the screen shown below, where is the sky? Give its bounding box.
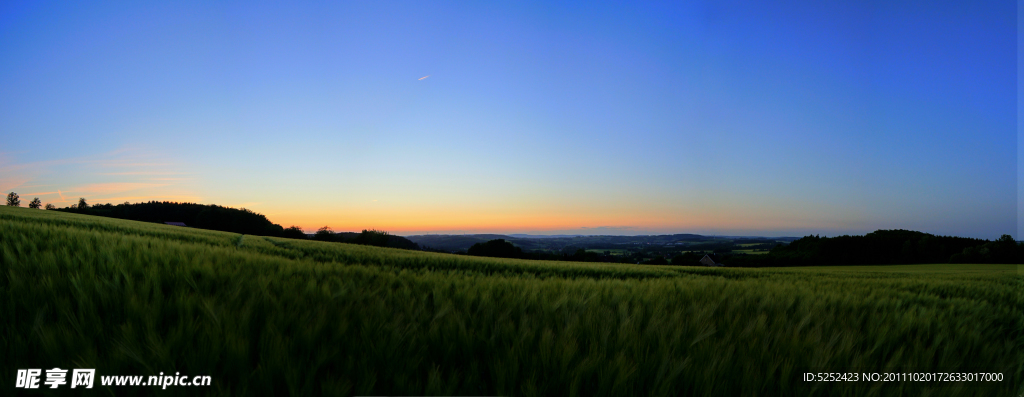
[0,1,1018,239]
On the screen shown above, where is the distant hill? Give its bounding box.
[406,233,798,253]
[309,230,420,250]
[404,235,513,252]
[409,230,1022,266]
[726,229,1020,266]
[773,229,975,265]
[55,201,420,249]
[56,201,285,237]
[507,234,585,238]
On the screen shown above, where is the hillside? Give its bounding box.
[54,201,286,236]
[410,230,1022,267]
[2,205,1021,396]
[52,200,420,249]
[406,233,797,253]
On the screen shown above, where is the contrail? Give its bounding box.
[418,75,430,80]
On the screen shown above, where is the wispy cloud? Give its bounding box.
[22,190,60,196]
[0,153,36,192]
[418,75,430,80]
[69,182,169,194]
[99,171,185,176]
[1,146,197,205]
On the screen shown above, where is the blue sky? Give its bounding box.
[0,1,1018,239]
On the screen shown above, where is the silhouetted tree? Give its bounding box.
[6,192,20,206]
[44,203,55,210]
[314,226,335,242]
[78,197,88,209]
[281,226,308,240]
[990,234,1018,263]
[352,229,391,247]
[28,197,41,209]
[951,234,1021,264]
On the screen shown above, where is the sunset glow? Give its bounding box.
[1,1,1017,239]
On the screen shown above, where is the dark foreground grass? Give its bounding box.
[1,206,1021,396]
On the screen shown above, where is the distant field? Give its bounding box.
[2,206,1021,396]
[585,248,628,255]
[733,249,770,255]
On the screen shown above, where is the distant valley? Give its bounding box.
[405,233,799,258]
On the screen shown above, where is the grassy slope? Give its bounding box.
[1,206,1021,396]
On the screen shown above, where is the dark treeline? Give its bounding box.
[312,227,420,250]
[948,235,1020,264]
[725,229,1021,267]
[465,240,749,266]
[57,201,286,236]
[53,201,420,250]
[467,239,621,263]
[467,230,1023,266]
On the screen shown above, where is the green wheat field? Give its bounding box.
[1,205,1021,396]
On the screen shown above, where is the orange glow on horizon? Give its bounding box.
[262,205,840,235]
